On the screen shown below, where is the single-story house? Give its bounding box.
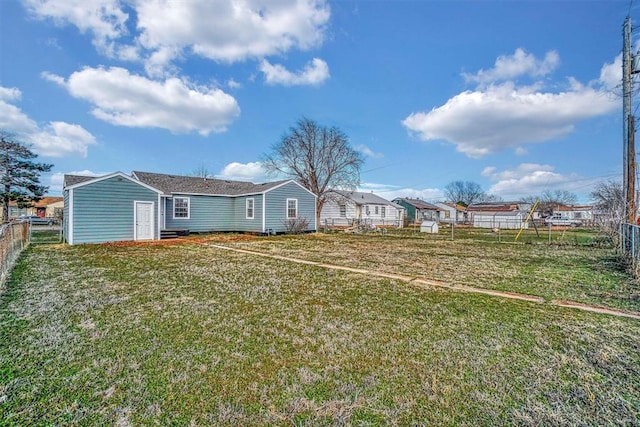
[434,202,467,224]
[321,190,405,228]
[34,197,64,219]
[553,204,594,223]
[391,198,441,223]
[63,171,317,245]
[467,202,532,229]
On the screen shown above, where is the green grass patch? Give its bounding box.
[0,242,639,425]
[226,231,639,312]
[29,229,62,244]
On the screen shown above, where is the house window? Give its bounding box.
[339,204,346,217]
[173,197,190,219]
[374,206,379,215]
[381,207,386,218]
[287,198,298,218]
[246,198,254,219]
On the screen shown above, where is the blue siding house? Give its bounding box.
[63,171,317,245]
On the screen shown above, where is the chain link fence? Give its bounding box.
[0,222,29,289]
[620,223,640,275]
[29,222,63,244]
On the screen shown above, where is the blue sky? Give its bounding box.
[0,0,632,202]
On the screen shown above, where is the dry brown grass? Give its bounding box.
[1,236,639,425]
[221,232,639,313]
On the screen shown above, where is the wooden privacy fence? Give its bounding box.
[0,222,29,289]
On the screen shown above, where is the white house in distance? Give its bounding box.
[434,202,466,223]
[320,190,405,228]
[467,202,534,229]
[553,205,594,223]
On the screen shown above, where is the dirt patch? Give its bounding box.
[552,300,640,320]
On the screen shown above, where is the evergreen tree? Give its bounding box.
[0,132,53,222]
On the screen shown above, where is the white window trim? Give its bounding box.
[246,198,255,219]
[173,196,190,219]
[286,198,298,219]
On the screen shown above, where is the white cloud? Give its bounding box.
[404,49,619,158]
[482,163,590,199]
[217,161,270,182]
[0,91,36,133]
[47,67,240,135]
[599,54,621,91]
[23,0,128,53]
[356,144,383,159]
[29,122,96,158]
[403,81,617,158]
[0,85,96,157]
[514,147,528,156]
[0,87,22,102]
[260,58,330,86]
[227,79,242,89]
[24,0,332,79]
[464,48,559,84]
[135,0,329,69]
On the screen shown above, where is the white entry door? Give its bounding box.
[134,201,154,240]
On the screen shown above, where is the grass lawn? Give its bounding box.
[1,235,639,425]
[225,229,639,313]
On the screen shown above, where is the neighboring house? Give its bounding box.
[392,198,441,223]
[553,204,594,223]
[63,171,317,245]
[434,202,466,223]
[33,197,64,219]
[1,202,28,219]
[467,202,532,229]
[321,190,405,228]
[1,196,63,220]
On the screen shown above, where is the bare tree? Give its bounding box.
[263,118,364,227]
[523,190,578,216]
[189,164,213,178]
[1,131,53,222]
[591,180,624,245]
[444,181,490,206]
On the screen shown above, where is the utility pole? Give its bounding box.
[623,17,637,224]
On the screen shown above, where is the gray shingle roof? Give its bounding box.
[331,190,399,207]
[132,171,288,196]
[394,198,442,210]
[64,175,97,187]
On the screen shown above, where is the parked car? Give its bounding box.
[544,215,581,227]
[16,215,58,225]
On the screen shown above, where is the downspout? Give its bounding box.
[157,194,161,240]
[68,189,74,245]
[262,193,266,233]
